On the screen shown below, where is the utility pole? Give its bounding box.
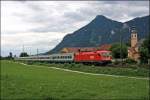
[119,30,123,67]
[120,24,128,67]
[23,45,25,57]
[29,47,31,56]
[121,33,123,66]
[23,45,24,52]
[37,48,39,57]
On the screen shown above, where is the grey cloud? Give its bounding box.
[30,21,77,33]
[13,13,27,18]
[129,10,149,17]
[26,3,44,11]
[2,31,30,35]
[61,6,99,30]
[12,1,150,33]
[28,1,149,33]
[101,1,149,7]
[78,7,99,17]
[30,39,59,46]
[64,11,85,22]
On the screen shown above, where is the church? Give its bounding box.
[128,27,140,61]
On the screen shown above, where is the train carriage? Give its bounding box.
[15,53,74,63]
[48,53,74,62]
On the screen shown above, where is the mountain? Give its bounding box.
[47,15,149,54]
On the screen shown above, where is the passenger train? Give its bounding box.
[15,50,112,65]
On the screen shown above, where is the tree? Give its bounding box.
[19,52,29,57]
[125,39,131,47]
[141,35,150,54]
[139,35,150,63]
[110,43,127,59]
[140,47,149,63]
[9,52,13,58]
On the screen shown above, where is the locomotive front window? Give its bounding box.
[100,52,111,57]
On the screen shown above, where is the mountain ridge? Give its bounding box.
[47,15,149,54]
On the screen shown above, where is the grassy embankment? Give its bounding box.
[1,60,149,100]
[19,60,150,78]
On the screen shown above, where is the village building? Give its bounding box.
[61,44,112,53]
[128,27,140,61]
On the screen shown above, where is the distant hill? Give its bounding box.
[47,15,149,54]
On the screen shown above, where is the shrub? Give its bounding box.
[125,58,137,64]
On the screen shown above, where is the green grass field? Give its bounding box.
[1,60,149,100]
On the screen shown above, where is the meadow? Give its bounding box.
[23,61,149,78]
[1,60,149,100]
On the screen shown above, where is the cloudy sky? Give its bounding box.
[1,1,149,57]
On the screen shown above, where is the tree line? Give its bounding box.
[110,35,150,64]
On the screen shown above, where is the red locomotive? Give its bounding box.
[74,50,112,64]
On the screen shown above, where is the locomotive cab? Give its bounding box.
[97,50,112,63]
[100,52,111,58]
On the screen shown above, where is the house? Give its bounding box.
[61,44,111,53]
[61,47,81,53]
[99,44,112,50]
[61,47,98,53]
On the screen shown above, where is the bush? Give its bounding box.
[110,43,128,59]
[125,58,137,64]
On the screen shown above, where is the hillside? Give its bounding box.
[48,15,149,54]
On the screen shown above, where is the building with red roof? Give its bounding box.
[61,44,111,53]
